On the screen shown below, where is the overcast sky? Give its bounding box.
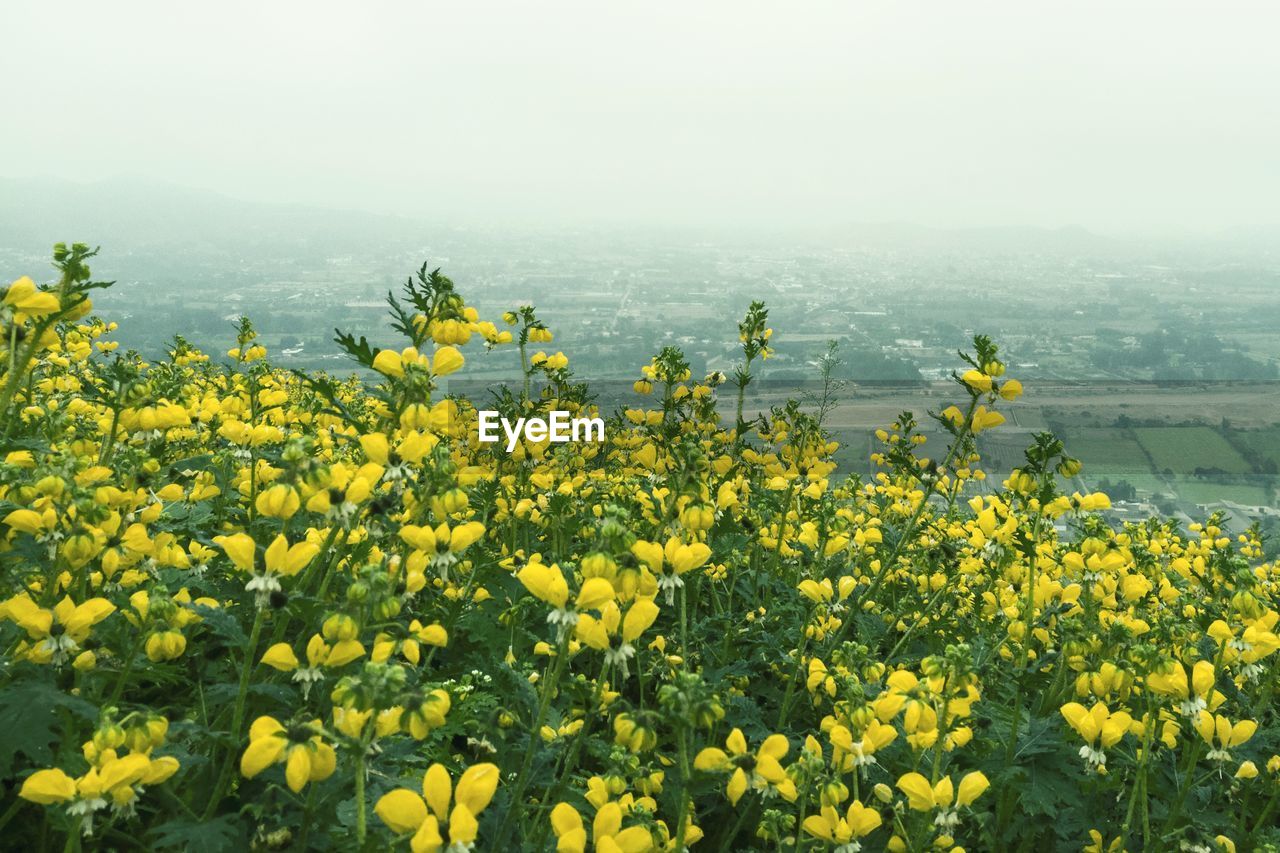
[3,1,1278,234]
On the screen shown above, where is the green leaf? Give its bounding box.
[0,673,98,775]
[149,815,246,852]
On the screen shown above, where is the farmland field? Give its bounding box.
[1174,478,1272,506]
[1234,427,1280,468]
[1058,428,1151,473]
[1134,426,1252,475]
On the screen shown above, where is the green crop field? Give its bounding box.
[1135,427,1251,475]
[1083,468,1168,494]
[1234,427,1280,468]
[1174,478,1272,506]
[1062,428,1153,473]
[1008,406,1050,430]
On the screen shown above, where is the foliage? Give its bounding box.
[1,247,1279,852]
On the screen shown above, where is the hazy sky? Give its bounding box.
[3,1,1278,234]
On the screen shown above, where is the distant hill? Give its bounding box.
[0,176,430,255]
[819,221,1118,254]
[4,176,1273,259]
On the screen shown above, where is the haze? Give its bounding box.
[3,0,1279,234]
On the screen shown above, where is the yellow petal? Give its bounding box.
[551,802,584,837]
[517,563,569,609]
[309,742,336,781]
[239,735,285,778]
[446,521,485,553]
[1191,661,1215,698]
[694,747,730,772]
[143,756,181,786]
[410,814,443,853]
[454,763,499,816]
[261,643,299,671]
[324,639,365,668]
[213,533,256,573]
[249,715,285,742]
[285,745,312,793]
[931,776,954,809]
[376,788,429,834]
[725,728,748,756]
[1229,720,1257,747]
[422,763,452,820]
[430,346,464,377]
[896,772,935,811]
[575,577,615,611]
[621,598,659,642]
[846,800,883,836]
[612,826,655,853]
[758,733,790,761]
[803,814,835,842]
[448,804,479,844]
[726,767,748,805]
[372,349,405,378]
[594,801,624,839]
[956,771,989,806]
[19,768,77,804]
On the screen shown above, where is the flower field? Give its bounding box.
[2,244,1279,852]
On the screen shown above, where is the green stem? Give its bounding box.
[202,606,266,818]
[354,741,368,846]
[298,785,317,851]
[673,726,692,852]
[494,633,570,848]
[106,633,144,706]
[776,626,812,729]
[830,397,979,648]
[679,584,689,659]
[0,796,24,835]
[531,661,611,848]
[97,404,123,467]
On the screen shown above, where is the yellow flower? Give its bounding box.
[803,799,882,846]
[3,276,61,318]
[430,345,465,376]
[956,771,989,805]
[970,405,1005,434]
[256,484,301,519]
[961,369,992,393]
[1146,660,1219,716]
[18,768,78,804]
[518,562,570,609]
[372,346,429,378]
[894,769,988,814]
[145,630,187,662]
[1061,702,1132,769]
[3,592,115,664]
[374,762,499,850]
[4,508,54,536]
[896,772,952,811]
[999,378,1023,400]
[400,520,485,580]
[548,801,652,853]
[261,642,300,671]
[694,728,795,805]
[214,532,256,572]
[239,716,335,793]
[263,534,320,576]
[1195,713,1256,761]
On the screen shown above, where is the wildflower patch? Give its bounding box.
[1,246,1277,852]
